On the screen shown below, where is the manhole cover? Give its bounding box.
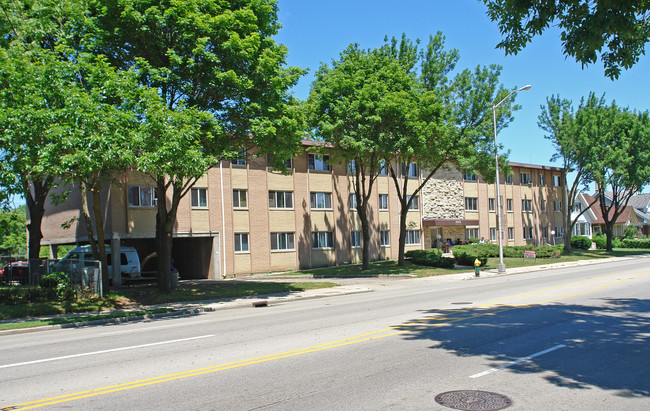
[451,302,473,305]
[435,390,512,410]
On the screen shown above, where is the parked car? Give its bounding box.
[56,246,141,280]
[0,261,29,284]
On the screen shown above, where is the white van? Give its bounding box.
[58,246,141,279]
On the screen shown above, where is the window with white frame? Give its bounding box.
[234,233,249,252]
[554,201,563,212]
[191,188,208,208]
[407,195,419,210]
[490,228,497,241]
[405,230,421,245]
[489,198,495,212]
[349,193,358,210]
[465,197,478,211]
[574,223,590,236]
[554,226,564,238]
[380,230,390,247]
[308,154,330,171]
[541,199,546,212]
[268,191,293,209]
[466,228,479,239]
[351,231,361,248]
[128,186,158,207]
[310,192,332,209]
[378,161,388,175]
[553,175,561,187]
[233,189,248,209]
[402,162,418,178]
[522,199,532,212]
[523,226,534,239]
[379,194,388,210]
[270,232,295,251]
[312,231,334,249]
[574,202,582,213]
[231,149,246,166]
[507,199,513,212]
[520,172,531,185]
[508,227,514,240]
[464,170,477,181]
[540,174,545,186]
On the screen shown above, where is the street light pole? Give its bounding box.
[492,84,531,274]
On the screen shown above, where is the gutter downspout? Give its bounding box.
[220,161,227,278]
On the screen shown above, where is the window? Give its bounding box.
[508,227,514,240]
[466,228,479,239]
[234,233,249,252]
[232,148,246,166]
[310,192,332,209]
[540,174,545,186]
[490,228,497,241]
[269,191,293,209]
[312,231,334,249]
[348,160,356,174]
[553,175,561,187]
[554,227,564,238]
[505,175,512,184]
[554,201,563,212]
[520,172,531,185]
[128,186,158,207]
[574,223,591,236]
[351,231,361,248]
[465,197,478,211]
[233,189,248,208]
[402,162,418,178]
[489,198,495,212]
[267,154,293,170]
[522,199,532,212]
[405,230,421,245]
[507,199,513,212]
[407,195,419,210]
[380,230,390,247]
[270,232,295,251]
[464,170,477,181]
[541,199,546,212]
[378,161,388,176]
[308,154,330,171]
[574,202,582,213]
[542,227,549,239]
[523,227,533,239]
[191,188,208,208]
[379,194,388,210]
[349,193,358,210]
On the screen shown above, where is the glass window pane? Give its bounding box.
[128,186,140,206]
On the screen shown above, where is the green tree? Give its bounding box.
[0,205,27,255]
[90,0,304,291]
[482,0,650,79]
[308,40,424,269]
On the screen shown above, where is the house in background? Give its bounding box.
[583,193,640,237]
[625,193,650,236]
[571,193,597,239]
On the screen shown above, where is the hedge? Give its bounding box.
[405,249,455,268]
[621,238,650,249]
[451,243,563,265]
[571,236,592,250]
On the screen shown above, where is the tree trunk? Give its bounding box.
[92,188,109,291]
[397,207,408,266]
[604,224,614,251]
[358,205,370,270]
[24,179,50,285]
[155,177,181,293]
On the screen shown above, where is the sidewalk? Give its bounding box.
[0,255,640,334]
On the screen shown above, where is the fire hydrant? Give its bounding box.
[474,258,481,277]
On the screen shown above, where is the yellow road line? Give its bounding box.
[9,269,650,409]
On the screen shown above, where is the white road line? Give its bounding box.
[0,335,214,369]
[98,320,214,336]
[470,344,566,379]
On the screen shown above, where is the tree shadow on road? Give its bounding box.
[394,298,650,398]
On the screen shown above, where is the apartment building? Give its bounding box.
[40,142,566,278]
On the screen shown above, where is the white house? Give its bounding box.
[571,193,597,238]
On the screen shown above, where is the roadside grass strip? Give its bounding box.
[7,269,650,410]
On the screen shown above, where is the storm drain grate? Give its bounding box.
[435,390,512,410]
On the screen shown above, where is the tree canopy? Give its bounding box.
[483,0,650,79]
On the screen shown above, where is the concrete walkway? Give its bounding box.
[1,255,644,334]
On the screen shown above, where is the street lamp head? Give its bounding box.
[518,84,532,91]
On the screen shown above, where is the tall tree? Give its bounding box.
[482,0,650,79]
[90,0,304,291]
[0,205,27,255]
[538,94,597,251]
[384,33,516,266]
[308,39,424,269]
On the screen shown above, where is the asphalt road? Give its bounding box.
[1,257,649,410]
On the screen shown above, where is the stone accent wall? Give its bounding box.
[422,166,464,219]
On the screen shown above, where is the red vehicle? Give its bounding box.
[0,261,30,285]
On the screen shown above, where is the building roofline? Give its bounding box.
[509,162,564,172]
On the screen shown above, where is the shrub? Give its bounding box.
[38,272,75,301]
[593,235,607,249]
[624,224,640,239]
[535,245,563,258]
[452,245,489,266]
[621,238,650,248]
[405,249,455,268]
[571,236,592,250]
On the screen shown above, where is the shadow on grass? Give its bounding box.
[394,297,650,397]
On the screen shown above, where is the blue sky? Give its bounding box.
[275,0,650,168]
